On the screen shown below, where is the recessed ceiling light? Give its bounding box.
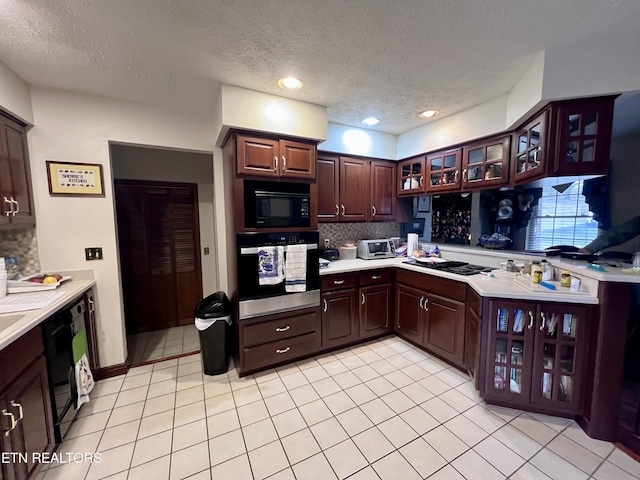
[418,109,440,118]
[362,117,380,126]
[278,77,304,89]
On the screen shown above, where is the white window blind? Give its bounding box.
[526,180,599,250]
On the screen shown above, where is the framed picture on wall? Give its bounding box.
[418,195,431,212]
[46,161,105,197]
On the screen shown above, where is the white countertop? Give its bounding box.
[320,257,600,304]
[0,270,96,350]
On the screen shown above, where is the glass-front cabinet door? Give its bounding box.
[512,110,548,183]
[462,135,510,189]
[425,148,461,192]
[398,156,425,196]
[485,301,536,404]
[530,304,588,412]
[553,98,614,176]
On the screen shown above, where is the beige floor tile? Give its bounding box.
[302,365,330,383]
[427,464,466,480]
[242,418,278,451]
[359,398,396,425]
[204,391,235,415]
[77,393,118,417]
[310,417,349,450]
[492,423,542,460]
[281,371,310,390]
[547,434,603,474]
[173,418,207,452]
[272,408,308,437]
[121,372,152,391]
[561,423,614,458]
[147,379,177,399]
[175,385,204,408]
[351,426,394,463]
[606,448,640,478]
[377,415,419,448]
[344,384,377,406]
[55,430,102,457]
[174,400,205,427]
[372,450,421,480]
[143,393,175,417]
[253,368,280,383]
[154,358,179,371]
[85,443,135,480]
[280,427,322,465]
[323,391,357,416]
[530,448,589,480]
[592,460,638,480]
[461,404,506,434]
[423,425,469,462]
[399,406,440,435]
[333,371,362,390]
[324,438,368,479]
[247,440,290,480]
[511,413,559,444]
[474,435,525,476]
[527,412,573,432]
[383,370,414,389]
[336,407,374,437]
[131,429,172,467]
[364,377,395,396]
[369,359,397,375]
[291,452,338,480]
[439,388,477,412]
[451,449,504,480]
[128,455,170,480]
[264,391,296,416]
[386,354,413,369]
[207,409,240,438]
[176,371,203,391]
[321,360,349,376]
[511,463,553,480]
[91,377,124,398]
[170,441,210,480]
[237,400,269,426]
[399,437,447,478]
[106,401,145,428]
[400,382,434,404]
[434,368,468,388]
[418,375,450,395]
[98,420,140,451]
[44,459,91,479]
[209,454,253,480]
[311,377,342,397]
[257,378,287,398]
[137,409,174,439]
[67,411,111,438]
[115,385,148,407]
[421,396,459,423]
[380,389,415,414]
[203,379,231,398]
[151,366,178,384]
[233,384,262,406]
[444,413,489,447]
[209,429,246,466]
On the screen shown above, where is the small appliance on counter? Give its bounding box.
[339,243,357,260]
[320,239,339,261]
[357,239,395,260]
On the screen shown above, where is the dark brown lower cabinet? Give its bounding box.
[465,307,481,390]
[321,288,358,349]
[394,284,425,344]
[359,284,393,339]
[484,299,589,415]
[423,293,465,367]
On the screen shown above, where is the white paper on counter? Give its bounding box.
[0,290,67,313]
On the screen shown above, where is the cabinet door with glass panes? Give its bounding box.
[512,110,549,183]
[398,156,426,196]
[425,148,462,193]
[485,300,536,404]
[530,304,589,413]
[462,135,511,189]
[552,98,614,176]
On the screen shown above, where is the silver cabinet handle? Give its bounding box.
[419,297,424,309]
[424,298,429,311]
[333,279,345,285]
[3,197,13,216]
[282,156,286,170]
[372,205,376,216]
[335,205,339,216]
[10,402,23,421]
[341,204,345,216]
[11,198,18,216]
[361,293,365,305]
[540,312,546,331]
[275,326,290,332]
[323,299,328,312]
[534,148,540,167]
[371,275,381,280]
[463,169,468,182]
[276,347,290,354]
[88,298,95,313]
[528,311,534,329]
[2,409,16,437]
[274,156,278,172]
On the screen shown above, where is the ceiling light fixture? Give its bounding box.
[278,77,304,89]
[419,109,440,118]
[362,117,380,126]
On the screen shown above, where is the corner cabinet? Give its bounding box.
[235,134,316,180]
[462,135,511,189]
[0,114,35,227]
[512,110,549,183]
[484,299,589,415]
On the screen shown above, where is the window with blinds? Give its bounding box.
[526,180,599,250]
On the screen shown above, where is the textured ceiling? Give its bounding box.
[1,0,640,134]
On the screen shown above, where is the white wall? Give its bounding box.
[319,123,397,160]
[0,60,33,124]
[28,87,215,367]
[215,84,328,145]
[110,145,218,297]
[505,52,546,128]
[397,95,508,159]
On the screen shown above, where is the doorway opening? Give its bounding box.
[111,144,216,366]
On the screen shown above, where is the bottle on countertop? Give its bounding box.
[540,259,553,281]
[561,270,571,287]
[532,261,542,284]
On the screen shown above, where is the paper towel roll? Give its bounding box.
[407,233,418,257]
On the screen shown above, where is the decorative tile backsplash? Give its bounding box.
[0,228,40,275]
[318,222,399,248]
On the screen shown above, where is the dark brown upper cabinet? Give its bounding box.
[398,155,426,196]
[369,160,396,221]
[317,154,340,222]
[339,157,370,222]
[512,109,550,183]
[425,148,462,193]
[236,134,316,180]
[462,135,511,189]
[0,114,35,227]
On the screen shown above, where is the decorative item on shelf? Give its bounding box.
[417,195,430,212]
[479,233,512,249]
[46,161,105,197]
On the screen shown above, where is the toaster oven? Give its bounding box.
[357,239,395,259]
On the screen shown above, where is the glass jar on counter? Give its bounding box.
[541,259,553,281]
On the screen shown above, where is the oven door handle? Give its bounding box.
[240,244,318,255]
[49,322,73,338]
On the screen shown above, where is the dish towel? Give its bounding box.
[72,331,95,408]
[258,246,284,285]
[285,244,307,292]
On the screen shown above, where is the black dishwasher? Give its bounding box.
[42,296,87,443]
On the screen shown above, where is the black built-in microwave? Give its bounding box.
[244,181,311,228]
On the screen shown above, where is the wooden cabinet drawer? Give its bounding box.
[242,331,321,373]
[0,327,43,391]
[359,269,394,286]
[322,273,357,292]
[241,311,319,348]
[396,270,466,303]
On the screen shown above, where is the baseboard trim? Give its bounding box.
[95,362,129,380]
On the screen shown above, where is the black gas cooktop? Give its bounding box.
[403,260,494,276]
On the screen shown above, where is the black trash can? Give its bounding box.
[195,291,233,375]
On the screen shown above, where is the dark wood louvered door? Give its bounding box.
[115,180,202,333]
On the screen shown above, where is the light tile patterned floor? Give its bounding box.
[127,325,200,364]
[39,335,640,480]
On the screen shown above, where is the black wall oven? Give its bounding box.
[237,231,319,319]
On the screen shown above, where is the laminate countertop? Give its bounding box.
[320,258,600,305]
[0,270,95,350]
